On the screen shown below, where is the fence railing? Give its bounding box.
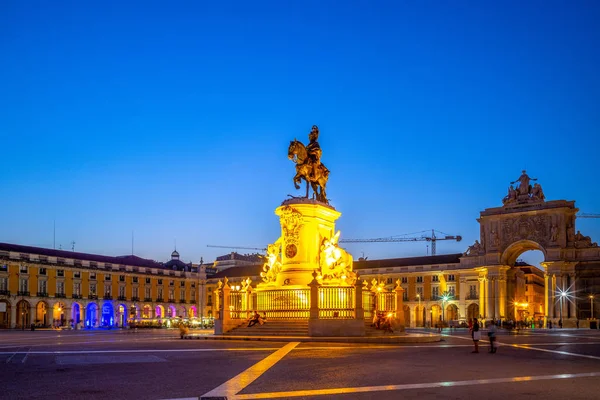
[318,286,355,319]
[363,291,375,319]
[256,289,310,319]
[217,281,404,322]
[376,292,396,313]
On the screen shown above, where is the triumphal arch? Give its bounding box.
[460,170,599,327]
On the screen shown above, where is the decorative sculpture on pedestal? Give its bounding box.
[288,125,330,203]
[502,170,546,206]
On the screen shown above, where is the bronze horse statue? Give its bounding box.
[288,139,329,203]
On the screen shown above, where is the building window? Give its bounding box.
[191,290,195,300]
[133,287,139,298]
[432,275,439,282]
[20,265,28,274]
[57,269,64,277]
[447,274,455,282]
[90,283,97,295]
[105,275,112,281]
[74,271,80,278]
[133,277,138,283]
[158,279,163,285]
[104,285,111,296]
[401,277,408,284]
[119,286,125,297]
[432,286,439,299]
[119,275,125,282]
[157,288,163,299]
[386,277,393,284]
[74,282,81,296]
[469,285,477,298]
[208,294,212,304]
[38,280,47,293]
[90,272,96,280]
[57,281,65,295]
[146,277,151,284]
[416,287,423,298]
[180,281,185,288]
[403,291,408,301]
[169,289,174,300]
[170,280,174,287]
[0,277,7,291]
[0,264,8,272]
[416,276,423,283]
[191,282,195,288]
[180,289,185,300]
[39,268,47,275]
[448,285,455,296]
[145,287,151,299]
[19,278,28,292]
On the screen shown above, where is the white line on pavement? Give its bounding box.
[200,342,300,399]
[232,371,600,399]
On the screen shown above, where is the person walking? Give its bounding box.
[488,321,497,353]
[471,317,481,353]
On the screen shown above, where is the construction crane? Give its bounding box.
[339,229,462,256]
[578,213,600,219]
[206,245,266,252]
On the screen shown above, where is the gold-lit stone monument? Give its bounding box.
[215,125,405,338]
[259,126,356,290]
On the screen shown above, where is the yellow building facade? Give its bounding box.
[0,244,202,329]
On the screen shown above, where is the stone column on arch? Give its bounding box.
[485,278,494,321]
[569,273,577,320]
[478,276,486,319]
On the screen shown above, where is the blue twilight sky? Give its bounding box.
[1,1,599,267]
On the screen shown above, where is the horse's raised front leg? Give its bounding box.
[293,172,302,190]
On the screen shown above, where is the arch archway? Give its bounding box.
[446,303,458,321]
[167,305,177,318]
[53,302,66,327]
[116,304,126,327]
[142,304,152,319]
[129,305,138,320]
[0,300,12,328]
[16,300,30,329]
[467,303,480,321]
[86,303,98,328]
[72,303,82,326]
[155,305,164,318]
[189,306,197,318]
[36,301,49,327]
[100,302,114,327]
[501,240,546,266]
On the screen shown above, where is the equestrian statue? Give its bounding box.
[287,125,330,203]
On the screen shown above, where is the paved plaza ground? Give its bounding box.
[1,328,600,400]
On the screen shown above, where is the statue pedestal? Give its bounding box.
[274,199,341,288]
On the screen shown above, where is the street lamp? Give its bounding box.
[416,294,421,326]
[559,290,567,327]
[441,294,450,322]
[590,295,595,319]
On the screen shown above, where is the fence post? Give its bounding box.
[355,278,364,320]
[309,270,320,320]
[395,279,405,328]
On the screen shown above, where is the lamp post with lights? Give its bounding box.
[559,290,567,328]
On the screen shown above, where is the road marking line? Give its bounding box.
[509,344,600,360]
[201,342,300,400]
[0,348,280,355]
[233,371,600,399]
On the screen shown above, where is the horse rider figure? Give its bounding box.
[306,125,328,180]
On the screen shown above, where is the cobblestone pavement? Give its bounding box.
[1,328,600,400]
